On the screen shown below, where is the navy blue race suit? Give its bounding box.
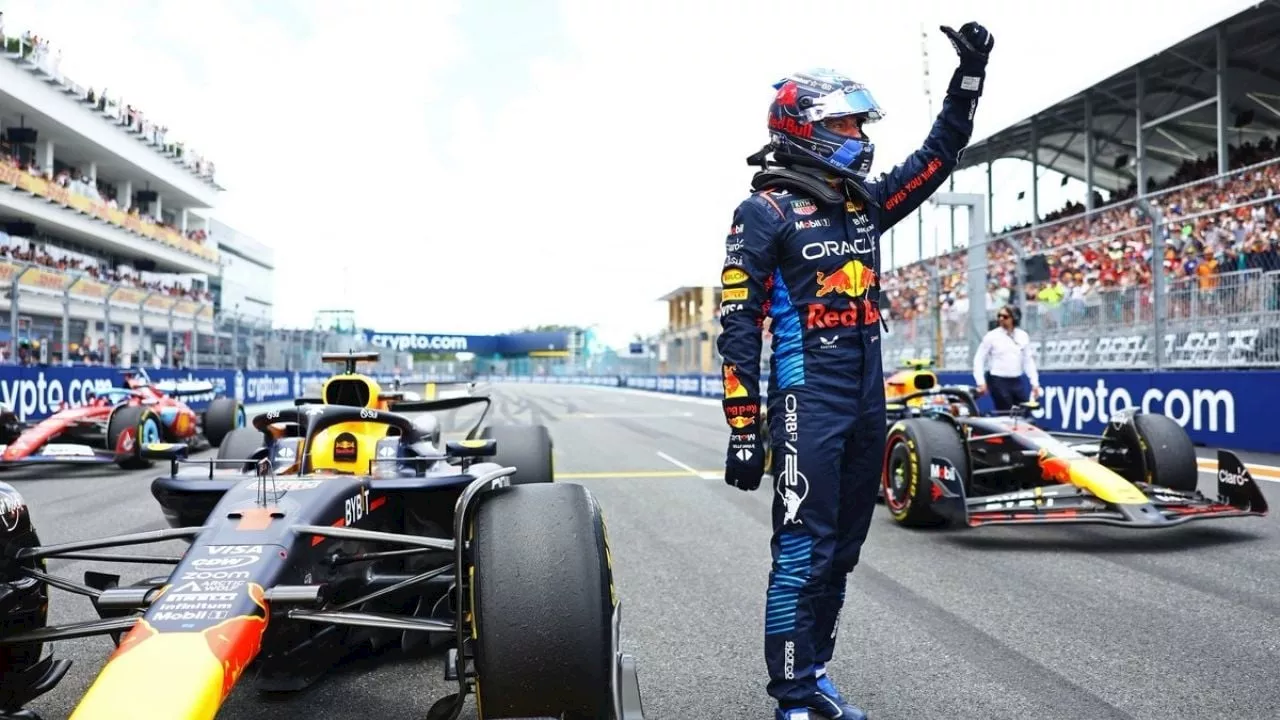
[717,90,980,708]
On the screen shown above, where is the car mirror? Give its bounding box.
[141,443,189,461]
[446,439,497,459]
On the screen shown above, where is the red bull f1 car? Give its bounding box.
[0,353,646,720]
[0,369,244,470]
[878,383,1268,530]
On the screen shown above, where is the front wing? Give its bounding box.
[927,451,1268,530]
[0,443,119,466]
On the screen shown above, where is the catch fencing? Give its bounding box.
[881,157,1280,373]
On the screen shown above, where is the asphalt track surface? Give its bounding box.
[9,383,1280,719]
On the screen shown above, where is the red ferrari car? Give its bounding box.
[0,369,244,469]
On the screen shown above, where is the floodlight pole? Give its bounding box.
[928,192,987,363]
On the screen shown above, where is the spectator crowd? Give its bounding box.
[0,234,214,304]
[3,19,217,182]
[1,142,210,248]
[883,134,1280,332]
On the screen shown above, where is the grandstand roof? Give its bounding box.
[657,286,710,302]
[959,2,1280,195]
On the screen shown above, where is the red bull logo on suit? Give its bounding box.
[815,260,876,299]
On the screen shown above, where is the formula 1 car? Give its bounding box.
[884,357,971,414]
[879,383,1269,530]
[0,354,643,720]
[0,369,244,470]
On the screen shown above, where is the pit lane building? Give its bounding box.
[0,29,262,368]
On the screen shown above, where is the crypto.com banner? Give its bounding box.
[481,370,1280,453]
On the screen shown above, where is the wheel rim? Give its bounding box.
[141,418,161,445]
[884,442,912,512]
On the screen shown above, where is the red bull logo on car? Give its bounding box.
[815,260,876,299]
[71,583,270,718]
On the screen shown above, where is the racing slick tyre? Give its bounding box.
[882,418,969,528]
[1106,413,1198,492]
[471,482,614,718]
[202,397,246,448]
[216,427,267,472]
[106,406,162,470]
[479,424,554,484]
[0,483,67,715]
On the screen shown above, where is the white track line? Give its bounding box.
[558,385,1280,484]
[1196,457,1280,483]
[657,450,721,480]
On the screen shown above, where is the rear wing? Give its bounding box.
[420,380,483,401]
[282,395,492,439]
[151,379,218,397]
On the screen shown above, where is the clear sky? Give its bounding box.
[0,0,1258,347]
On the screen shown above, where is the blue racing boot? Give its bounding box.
[813,666,868,720]
[774,699,867,720]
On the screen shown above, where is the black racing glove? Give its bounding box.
[941,22,994,98]
[723,398,766,491]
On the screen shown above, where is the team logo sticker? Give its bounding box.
[333,432,358,462]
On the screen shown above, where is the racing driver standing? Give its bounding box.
[716,22,995,720]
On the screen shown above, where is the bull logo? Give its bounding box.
[333,432,358,462]
[723,365,749,398]
[815,260,877,298]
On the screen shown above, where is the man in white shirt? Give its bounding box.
[973,304,1041,411]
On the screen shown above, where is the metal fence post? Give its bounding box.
[61,284,71,365]
[1010,240,1027,327]
[167,306,176,367]
[104,285,118,357]
[139,293,154,368]
[929,193,988,364]
[969,199,988,363]
[928,262,941,364]
[1136,199,1166,371]
[9,265,34,349]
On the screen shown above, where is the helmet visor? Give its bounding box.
[805,86,884,124]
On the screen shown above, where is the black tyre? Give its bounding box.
[479,424,554,484]
[471,483,614,718]
[882,418,969,528]
[106,406,161,470]
[1108,413,1198,492]
[202,397,245,448]
[0,483,49,686]
[216,427,267,472]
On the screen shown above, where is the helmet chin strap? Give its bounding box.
[747,145,878,209]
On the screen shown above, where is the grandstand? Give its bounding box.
[0,29,223,368]
[881,3,1280,373]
